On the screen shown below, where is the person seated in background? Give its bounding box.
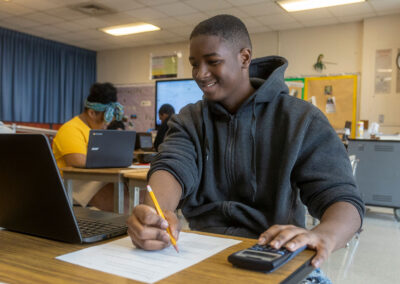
[52,82,127,212]
[154,104,175,151]
[107,120,125,130]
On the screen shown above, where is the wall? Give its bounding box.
[97,42,190,85]
[98,22,362,84]
[361,14,400,133]
[279,22,363,77]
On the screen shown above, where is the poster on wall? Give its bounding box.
[374,49,392,94]
[117,84,155,132]
[150,54,178,79]
[285,78,305,99]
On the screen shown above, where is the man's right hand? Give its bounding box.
[127,204,181,250]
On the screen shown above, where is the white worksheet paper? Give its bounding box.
[56,232,241,283]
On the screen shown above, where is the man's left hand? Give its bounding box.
[257,224,335,268]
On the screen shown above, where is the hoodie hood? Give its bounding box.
[249,55,289,103]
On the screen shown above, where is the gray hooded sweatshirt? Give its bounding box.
[149,56,364,238]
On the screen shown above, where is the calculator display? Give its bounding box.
[242,250,280,261]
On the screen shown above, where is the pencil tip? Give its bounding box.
[174,245,179,253]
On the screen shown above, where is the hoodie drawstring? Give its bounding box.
[250,102,258,202]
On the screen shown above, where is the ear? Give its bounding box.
[87,109,97,119]
[239,48,252,69]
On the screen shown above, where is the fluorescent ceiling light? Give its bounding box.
[100,23,160,36]
[277,0,366,12]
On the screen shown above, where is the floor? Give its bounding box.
[321,206,400,283]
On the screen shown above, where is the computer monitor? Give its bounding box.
[155,79,203,126]
[135,132,153,150]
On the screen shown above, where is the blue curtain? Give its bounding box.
[0,27,96,123]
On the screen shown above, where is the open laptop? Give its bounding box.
[86,129,136,168]
[0,134,128,243]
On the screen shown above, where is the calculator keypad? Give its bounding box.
[249,244,286,255]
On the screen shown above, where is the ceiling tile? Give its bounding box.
[256,13,297,25]
[338,13,376,23]
[12,0,62,11]
[0,10,12,20]
[369,0,400,11]
[328,2,374,17]
[136,0,179,7]
[301,17,340,28]
[174,12,208,24]
[132,39,164,46]
[0,0,399,51]
[73,17,109,29]
[0,20,21,31]
[169,25,193,37]
[24,28,47,38]
[226,0,268,6]
[154,2,198,16]
[0,2,33,16]
[205,7,249,18]
[51,21,86,32]
[149,17,185,29]
[162,34,186,43]
[98,13,138,26]
[247,25,272,34]
[185,0,232,12]
[2,16,41,28]
[47,0,87,6]
[95,0,144,12]
[45,7,87,21]
[75,29,106,39]
[241,17,264,28]
[376,8,400,16]
[23,12,64,25]
[269,21,304,31]
[290,8,334,21]
[29,24,69,36]
[240,2,282,17]
[125,7,167,20]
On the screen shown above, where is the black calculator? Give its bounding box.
[228,244,307,273]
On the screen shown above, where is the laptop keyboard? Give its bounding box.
[77,218,127,237]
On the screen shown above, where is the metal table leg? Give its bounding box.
[114,182,124,214]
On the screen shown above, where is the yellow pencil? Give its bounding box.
[146,185,179,253]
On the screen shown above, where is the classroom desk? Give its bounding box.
[62,167,140,214]
[124,169,149,213]
[0,229,316,284]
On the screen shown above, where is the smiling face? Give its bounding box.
[189,34,253,113]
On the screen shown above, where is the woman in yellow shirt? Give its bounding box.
[52,82,125,212]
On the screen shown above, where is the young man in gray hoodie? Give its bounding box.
[127,14,364,273]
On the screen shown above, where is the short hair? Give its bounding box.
[190,14,252,51]
[158,104,175,116]
[87,82,117,104]
[107,120,125,130]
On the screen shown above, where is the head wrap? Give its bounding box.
[85,100,124,123]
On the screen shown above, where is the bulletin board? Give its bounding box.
[117,84,155,132]
[285,78,305,99]
[306,75,357,137]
